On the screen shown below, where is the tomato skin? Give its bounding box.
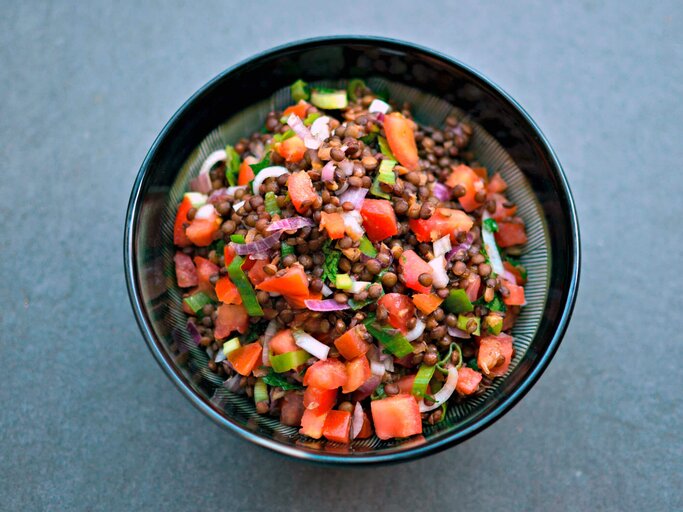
[359,199,399,242]
[341,356,371,393]
[477,333,514,377]
[378,293,415,332]
[247,258,269,286]
[223,244,236,268]
[409,207,473,242]
[287,171,318,213]
[174,252,198,288]
[384,113,419,171]
[186,213,219,247]
[486,172,508,193]
[356,412,373,438]
[503,260,526,285]
[412,293,443,315]
[283,100,309,119]
[334,326,370,360]
[214,276,242,305]
[456,367,482,395]
[489,193,517,221]
[256,265,309,296]
[446,165,484,212]
[303,386,337,413]
[276,135,306,163]
[214,303,249,339]
[173,196,193,247]
[227,342,262,376]
[303,359,348,390]
[502,279,526,306]
[464,273,481,303]
[269,329,298,355]
[396,374,417,395]
[370,394,423,440]
[398,250,433,294]
[300,408,328,439]
[495,220,528,247]
[193,256,219,298]
[237,156,257,186]
[322,410,352,444]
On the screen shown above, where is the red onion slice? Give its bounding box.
[432,182,451,202]
[262,319,279,365]
[267,216,314,232]
[230,231,281,255]
[186,320,202,345]
[223,374,242,392]
[194,204,216,220]
[428,256,449,288]
[252,166,289,195]
[198,149,227,176]
[419,367,458,412]
[338,186,368,210]
[447,326,471,339]
[303,299,351,311]
[286,114,310,140]
[190,173,212,194]
[447,232,475,261]
[481,211,505,275]
[350,402,364,440]
[353,375,381,401]
[310,116,331,140]
[321,161,336,182]
[338,159,354,176]
[405,318,426,342]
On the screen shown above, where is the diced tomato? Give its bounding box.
[280,392,304,426]
[247,258,269,286]
[185,208,220,247]
[322,410,352,444]
[283,99,309,119]
[256,265,309,297]
[378,293,415,332]
[193,256,219,297]
[502,279,526,306]
[237,156,257,186]
[502,307,519,331]
[269,329,298,355]
[477,333,514,377]
[287,171,318,214]
[370,394,423,440]
[303,386,337,413]
[174,252,197,287]
[227,342,262,376]
[464,273,481,302]
[223,244,236,267]
[409,208,473,242]
[333,326,370,360]
[487,172,508,194]
[503,260,526,285]
[412,293,443,315]
[445,164,484,212]
[214,303,249,338]
[276,135,306,163]
[173,196,193,247]
[303,359,348,390]
[214,276,241,304]
[300,408,328,439]
[398,250,432,294]
[495,220,528,247]
[342,356,371,393]
[456,367,483,395]
[319,212,346,239]
[356,412,373,439]
[285,290,322,309]
[396,374,417,395]
[489,193,517,221]
[383,113,419,171]
[472,166,488,181]
[359,199,399,242]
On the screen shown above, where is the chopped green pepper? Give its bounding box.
[364,319,413,357]
[359,236,378,257]
[412,364,436,397]
[254,378,268,404]
[183,292,213,313]
[272,129,295,143]
[280,241,295,257]
[335,273,353,290]
[311,89,348,109]
[230,234,245,244]
[444,289,474,314]
[227,255,264,316]
[264,191,281,215]
[303,112,322,126]
[269,350,309,373]
[249,151,272,176]
[290,79,309,102]
[457,314,480,336]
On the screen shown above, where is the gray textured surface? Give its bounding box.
[1,1,681,510]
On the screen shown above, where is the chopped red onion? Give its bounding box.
[419,367,458,412]
[223,374,242,392]
[428,256,449,288]
[353,375,381,401]
[432,182,451,202]
[447,326,471,339]
[379,351,395,372]
[481,211,505,275]
[371,360,386,377]
[338,159,354,176]
[293,331,329,360]
[341,210,364,240]
[369,98,391,114]
[230,231,281,255]
[350,402,364,440]
[321,161,336,182]
[321,283,333,297]
[215,349,227,363]
[207,188,229,204]
[250,252,270,260]
[267,216,314,232]
[501,269,518,284]
[304,299,351,311]
[194,204,216,220]
[252,166,289,195]
[310,116,331,140]
[186,320,202,345]
[304,135,322,150]
[262,319,279,365]
[190,172,212,193]
[286,114,310,140]
[447,232,475,261]
[347,280,371,294]
[376,112,386,122]
[433,235,452,258]
[334,181,350,196]
[405,318,426,342]
[338,186,368,210]
[198,149,227,175]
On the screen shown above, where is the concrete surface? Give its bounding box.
[1,1,681,510]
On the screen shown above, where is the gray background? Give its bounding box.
[1,1,681,510]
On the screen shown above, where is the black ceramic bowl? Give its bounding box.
[124,36,580,464]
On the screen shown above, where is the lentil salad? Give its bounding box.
[172,79,529,442]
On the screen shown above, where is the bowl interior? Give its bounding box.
[126,38,578,463]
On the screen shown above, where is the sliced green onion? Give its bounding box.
[335,273,353,290]
[444,289,474,314]
[254,378,268,404]
[264,191,281,215]
[364,320,413,357]
[227,255,264,316]
[303,112,322,126]
[370,175,391,199]
[311,89,348,109]
[280,241,295,257]
[347,78,366,100]
[183,292,212,313]
[269,350,309,373]
[412,364,436,398]
[222,337,241,357]
[230,234,245,244]
[359,236,378,257]
[457,315,480,336]
[272,129,295,143]
[378,136,395,159]
[290,79,309,102]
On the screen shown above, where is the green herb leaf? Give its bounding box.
[249,151,273,175]
[322,239,341,283]
[483,218,499,233]
[280,241,295,257]
[262,368,304,390]
[224,145,241,186]
[359,132,378,145]
[504,255,528,281]
[371,383,387,400]
[242,321,268,343]
[488,293,507,312]
[467,359,479,371]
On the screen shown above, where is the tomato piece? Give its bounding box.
[359,199,399,242]
[489,193,517,221]
[477,333,514,377]
[256,265,309,296]
[303,359,348,390]
[299,408,328,439]
[502,279,526,306]
[411,293,443,315]
[287,171,318,214]
[446,164,484,212]
[303,386,337,413]
[223,244,236,267]
[214,276,242,305]
[396,374,417,395]
[269,329,298,355]
[276,135,306,163]
[464,273,481,302]
[173,196,193,247]
[185,209,220,247]
[409,207,474,242]
[383,113,419,171]
[227,342,262,376]
[370,394,423,440]
[214,303,249,339]
[322,410,352,444]
[320,212,346,239]
[357,412,373,439]
[280,391,305,426]
[193,256,219,298]
[283,99,309,119]
[334,326,370,360]
[237,156,257,186]
[398,250,433,294]
[502,308,519,331]
[472,166,488,181]
[503,260,526,285]
[378,293,415,332]
[285,290,322,309]
[486,172,508,194]
[495,220,528,247]
[456,367,483,395]
[247,258,269,286]
[342,356,371,393]
[174,252,198,288]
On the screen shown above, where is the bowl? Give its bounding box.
[124,36,580,464]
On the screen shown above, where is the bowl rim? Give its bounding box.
[124,35,581,465]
